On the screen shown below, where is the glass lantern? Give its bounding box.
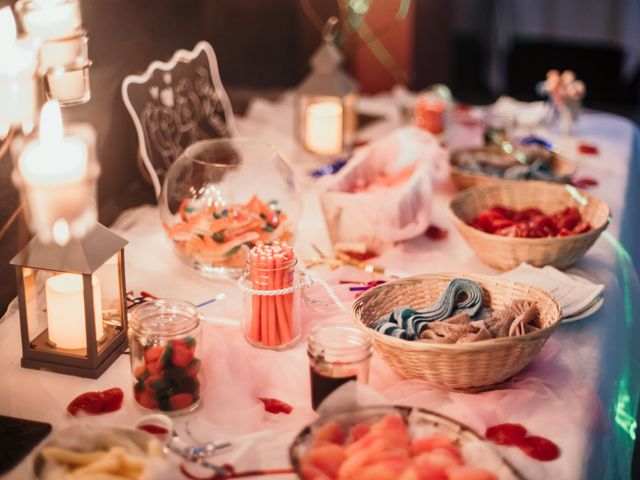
[10,223,129,378]
[295,18,358,156]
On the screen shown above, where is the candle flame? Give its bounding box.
[40,100,63,147]
[0,7,17,46]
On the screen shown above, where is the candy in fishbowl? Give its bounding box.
[159,138,301,279]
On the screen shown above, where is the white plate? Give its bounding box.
[562,295,604,323]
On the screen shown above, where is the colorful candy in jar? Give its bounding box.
[165,195,293,269]
[133,337,201,413]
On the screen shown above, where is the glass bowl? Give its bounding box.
[159,138,301,279]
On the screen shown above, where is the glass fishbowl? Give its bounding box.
[159,138,302,279]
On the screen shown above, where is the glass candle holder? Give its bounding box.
[128,299,203,415]
[307,324,372,410]
[242,246,301,350]
[15,0,82,41]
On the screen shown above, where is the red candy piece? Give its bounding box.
[169,393,194,411]
[258,397,293,415]
[67,387,124,416]
[578,143,599,155]
[425,225,449,240]
[144,346,164,364]
[172,344,195,368]
[137,424,169,436]
[341,250,378,262]
[485,423,528,446]
[517,435,560,461]
[569,176,599,189]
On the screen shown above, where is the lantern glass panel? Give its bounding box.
[297,92,358,155]
[94,252,125,335]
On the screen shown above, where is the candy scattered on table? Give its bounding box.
[165,195,292,269]
[66,387,124,416]
[299,413,497,480]
[577,143,599,155]
[425,224,448,240]
[568,176,599,189]
[258,397,293,415]
[133,337,201,412]
[485,423,560,462]
[469,205,592,238]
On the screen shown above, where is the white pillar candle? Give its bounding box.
[305,101,343,155]
[0,7,37,133]
[46,273,103,350]
[22,0,80,40]
[17,100,89,244]
[95,254,120,310]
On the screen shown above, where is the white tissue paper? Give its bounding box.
[318,126,448,253]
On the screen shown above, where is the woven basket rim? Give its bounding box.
[449,146,577,176]
[448,181,611,243]
[352,272,563,351]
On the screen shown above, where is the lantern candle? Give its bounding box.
[305,101,343,155]
[17,100,89,244]
[46,273,103,350]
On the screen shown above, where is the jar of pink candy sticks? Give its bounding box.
[241,242,301,350]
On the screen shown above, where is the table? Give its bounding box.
[1,94,639,480]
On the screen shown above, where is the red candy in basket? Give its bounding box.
[470,205,591,238]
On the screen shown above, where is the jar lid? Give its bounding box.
[129,299,200,337]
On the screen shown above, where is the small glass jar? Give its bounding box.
[128,299,203,415]
[307,324,372,410]
[242,255,301,350]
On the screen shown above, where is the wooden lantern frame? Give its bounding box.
[10,223,128,378]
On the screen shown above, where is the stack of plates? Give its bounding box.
[501,264,604,323]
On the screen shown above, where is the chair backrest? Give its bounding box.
[122,41,237,197]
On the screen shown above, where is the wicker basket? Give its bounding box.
[449,181,610,271]
[450,146,576,191]
[352,272,562,391]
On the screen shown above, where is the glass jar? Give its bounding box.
[129,299,203,415]
[159,138,302,279]
[307,324,372,410]
[242,250,301,350]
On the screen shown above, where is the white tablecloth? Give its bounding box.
[1,94,639,480]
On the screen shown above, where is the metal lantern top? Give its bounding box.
[297,18,358,98]
[10,222,127,273]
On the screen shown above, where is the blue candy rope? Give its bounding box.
[372,279,485,340]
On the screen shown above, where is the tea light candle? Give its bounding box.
[45,65,89,105]
[0,7,37,133]
[21,0,80,40]
[17,100,89,244]
[46,273,103,350]
[305,101,343,155]
[19,100,87,183]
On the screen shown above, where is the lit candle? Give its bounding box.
[305,101,343,155]
[95,254,120,310]
[21,0,80,40]
[45,65,89,105]
[0,7,38,134]
[46,273,103,350]
[18,100,89,244]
